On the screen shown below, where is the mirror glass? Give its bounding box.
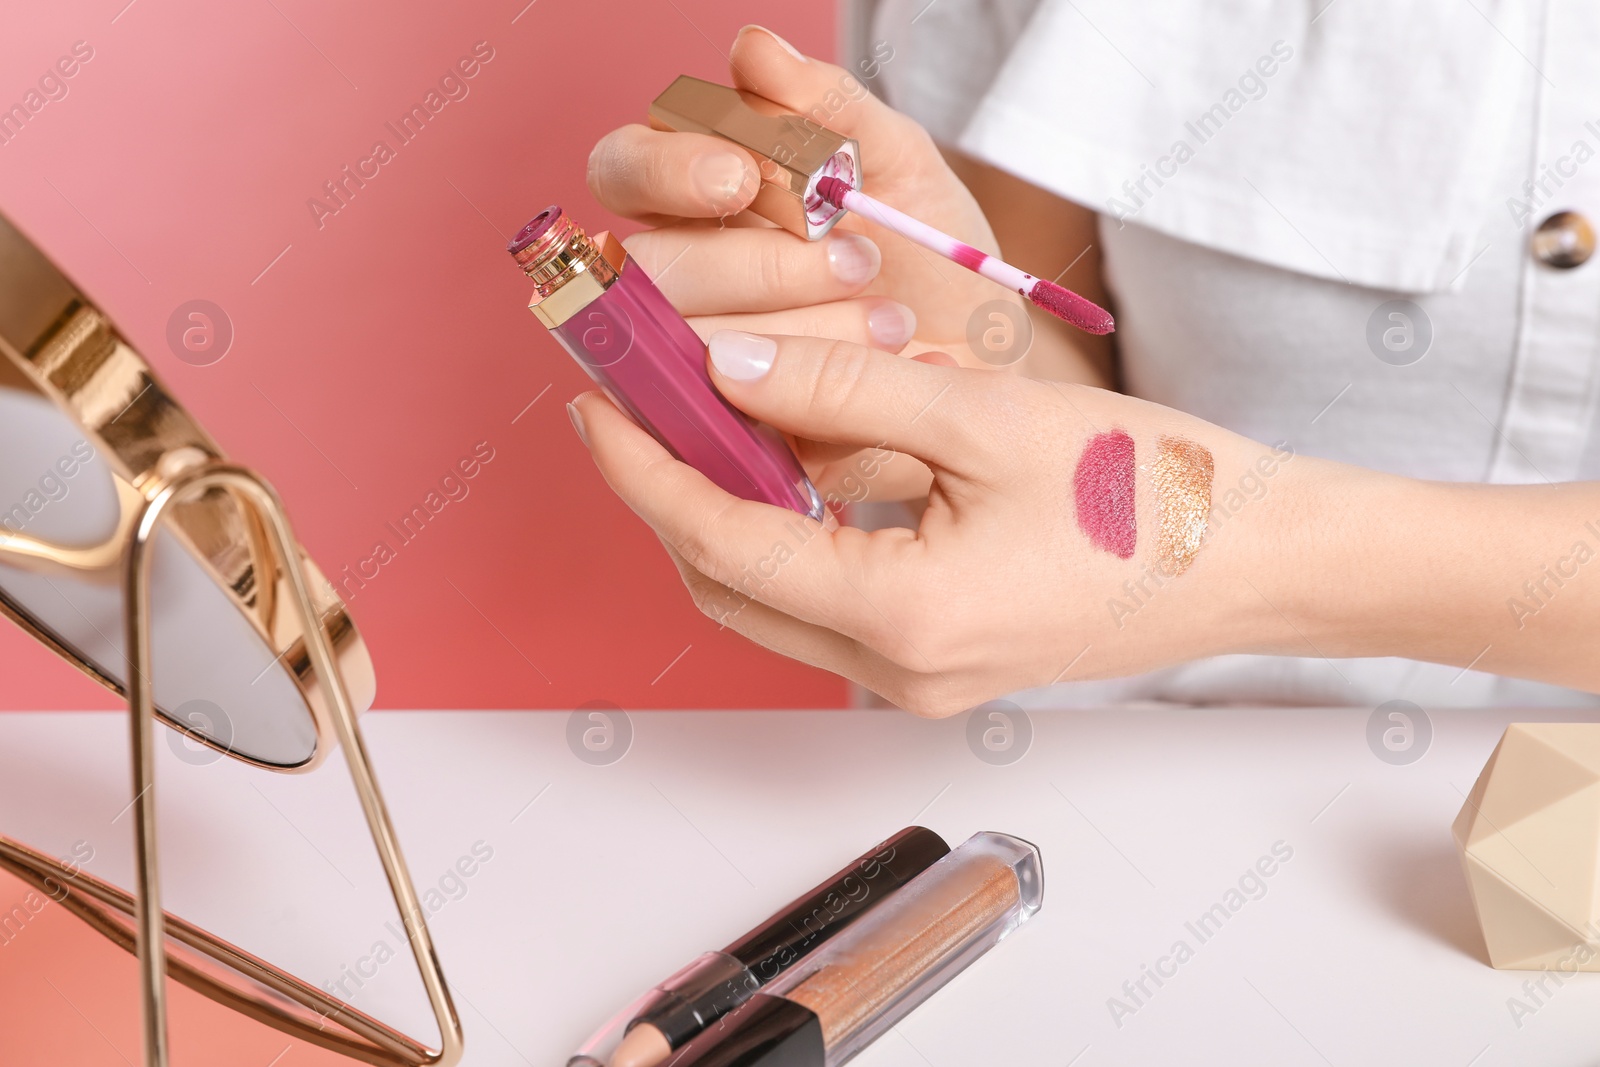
[0,383,318,768]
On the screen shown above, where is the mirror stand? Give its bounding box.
[123,456,464,1067]
[1,455,465,1067]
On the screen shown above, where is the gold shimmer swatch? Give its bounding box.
[1151,435,1213,575]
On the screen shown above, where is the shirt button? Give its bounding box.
[1532,210,1596,268]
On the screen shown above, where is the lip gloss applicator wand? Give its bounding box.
[814,176,1115,336]
[646,76,1113,338]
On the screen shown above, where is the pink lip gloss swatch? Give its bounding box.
[1074,430,1137,558]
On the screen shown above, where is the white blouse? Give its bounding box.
[846,0,1600,706]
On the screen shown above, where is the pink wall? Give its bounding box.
[0,0,846,711]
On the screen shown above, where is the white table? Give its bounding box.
[1,706,1595,1066]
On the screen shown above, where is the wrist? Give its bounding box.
[1178,432,1314,661]
[1234,447,1429,663]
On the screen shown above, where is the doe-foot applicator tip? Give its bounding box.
[816,175,851,208]
[1029,279,1116,335]
[814,175,1116,336]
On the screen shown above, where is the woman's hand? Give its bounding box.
[570,332,1301,714]
[586,25,1025,502]
[572,331,1600,712]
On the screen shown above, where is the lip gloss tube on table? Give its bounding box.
[664,831,1044,1067]
[570,826,951,1067]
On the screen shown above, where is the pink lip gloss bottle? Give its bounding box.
[510,206,824,521]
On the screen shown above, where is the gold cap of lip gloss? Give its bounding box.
[649,75,860,241]
[508,207,627,328]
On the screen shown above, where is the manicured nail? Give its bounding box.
[867,301,917,349]
[741,24,806,62]
[566,402,588,446]
[827,233,881,286]
[709,330,777,381]
[690,151,754,213]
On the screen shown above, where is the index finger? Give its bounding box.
[707,332,993,480]
[587,124,760,221]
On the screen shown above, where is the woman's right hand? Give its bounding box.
[586,24,1026,503]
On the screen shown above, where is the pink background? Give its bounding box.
[0,0,846,712]
[0,3,841,1063]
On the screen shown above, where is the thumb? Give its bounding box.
[729,26,930,170]
[707,330,988,476]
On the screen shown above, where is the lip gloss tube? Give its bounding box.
[570,827,951,1067]
[664,831,1044,1067]
[509,206,824,521]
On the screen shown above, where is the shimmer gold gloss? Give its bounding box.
[1150,436,1214,575]
[661,833,1043,1067]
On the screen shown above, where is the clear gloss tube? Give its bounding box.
[775,831,1043,1065]
[668,831,1044,1067]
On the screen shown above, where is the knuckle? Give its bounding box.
[678,496,740,585]
[586,130,633,204]
[685,576,718,616]
[930,375,1013,457]
[633,154,671,207]
[752,240,795,299]
[875,117,941,179]
[805,339,874,424]
[687,575,741,626]
[592,128,680,211]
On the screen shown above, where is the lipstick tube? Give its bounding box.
[649,76,859,241]
[509,206,824,521]
[570,826,950,1067]
[665,832,1044,1067]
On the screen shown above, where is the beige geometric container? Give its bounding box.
[1453,723,1600,971]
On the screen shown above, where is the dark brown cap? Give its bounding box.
[664,995,822,1067]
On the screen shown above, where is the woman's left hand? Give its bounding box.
[569,331,1314,714]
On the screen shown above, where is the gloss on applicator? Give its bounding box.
[647,75,1113,336]
[814,177,1115,336]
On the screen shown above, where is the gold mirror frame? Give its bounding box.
[0,210,464,1066]
[0,209,375,771]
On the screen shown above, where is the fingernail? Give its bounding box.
[827,233,881,286]
[709,330,777,381]
[867,301,917,349]
[741,24,806,62]
[566,402,588,446]
[690,151,754,213]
